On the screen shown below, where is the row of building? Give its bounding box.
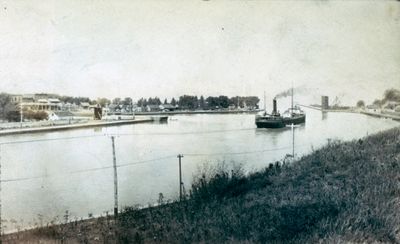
[10,94,181,112]
[10,94,94,112]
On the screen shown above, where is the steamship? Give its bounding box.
[282,87,306,125]
[255,98,286,128]
[255,88,305,128]
[282,106,306,125]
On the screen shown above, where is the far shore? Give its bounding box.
[0,107,398,137]
[134,109,261,115]
[299,104,400,121]
[0,109,260,135]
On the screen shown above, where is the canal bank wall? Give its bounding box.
[299,105,400,122]
[360,111,400,121]
[0,118,153,136]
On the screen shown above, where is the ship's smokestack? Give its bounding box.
[273,98,277,114]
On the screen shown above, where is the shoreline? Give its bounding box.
[360,110,400,121]
[0,110,259,136]
[299,105,400,121]
[0,108,398,136]
[0,118,153,136]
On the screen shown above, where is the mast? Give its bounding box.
[291,83,294,110]
[263,91,266,112]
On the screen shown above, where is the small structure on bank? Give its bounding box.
[48,111,74,121]
[94,105,102,120]
[321,96,329,110]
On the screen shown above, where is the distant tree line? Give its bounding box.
[0,93,16,121]
[53,94,260,110]
[58,96,92,105]
[371,88,400,107]
[136,97,162,107]
[355,88,400,109]
[133,95,259,110]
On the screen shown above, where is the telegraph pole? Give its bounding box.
[111,136,118,218]
[177,154,183,201]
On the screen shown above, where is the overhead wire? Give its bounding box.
[1,155,177,183]
[0,127,300,183]
[0,134,105,146]
[1,144,304,183]
[0,141,303,183]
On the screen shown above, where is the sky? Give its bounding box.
[0,0,399,105]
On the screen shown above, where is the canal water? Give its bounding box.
[0,108,398,232]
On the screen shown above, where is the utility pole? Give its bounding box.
[111,136,118,218]
[177,154,183,201]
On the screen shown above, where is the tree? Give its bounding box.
[218,96,229,108]
[204,96,229,109]
[171,98,177,106]
[206,96,218,109]
[372,99,382,107]
[97,98,111,107]
[164,98,168,105]
[229,96,239,108]
[154,97,162,105]
[383,88,400,103]
[137,98,143,107]
[59,96,91,105]
[356,100,365,108]
[243,96,260,109]
[0,93,11,117]
[199,96,205,109]
[112,97,121,105]
[25,110,48,121]
[0,93,17,121]
[178,95,198,109]
[59,96,74,104]
[122,97,133,106]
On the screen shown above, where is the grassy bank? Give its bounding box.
[4,127,400,243]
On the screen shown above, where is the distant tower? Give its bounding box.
[321,96,329,110]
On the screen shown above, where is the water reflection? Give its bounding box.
[322,111,328,120]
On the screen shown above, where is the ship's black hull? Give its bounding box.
[255,118,285,128]
[283,115,306,125]
[256,114,305,128]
